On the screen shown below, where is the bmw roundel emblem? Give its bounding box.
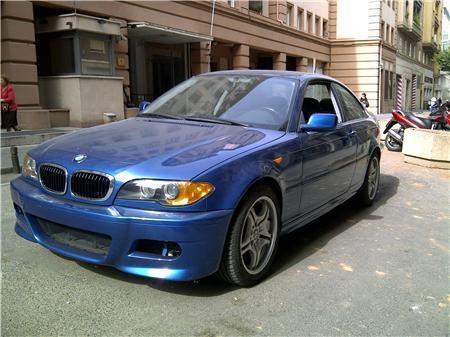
[73,154,87,163]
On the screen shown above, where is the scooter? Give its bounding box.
[383,103,450,152]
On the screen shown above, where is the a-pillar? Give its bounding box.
[296,57,309,72]
[232,44,250,70]
[273,53,286,70]
[191,42,211,75]
[1,1,50,129]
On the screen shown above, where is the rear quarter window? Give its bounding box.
[332,83,367,121]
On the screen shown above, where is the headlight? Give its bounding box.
[22,154,38,179]
[117,180,214,206]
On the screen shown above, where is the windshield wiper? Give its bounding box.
[138,113,184,120]
[184,116,248,127]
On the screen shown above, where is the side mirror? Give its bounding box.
[300,113,337,132]
[139,100,151,112]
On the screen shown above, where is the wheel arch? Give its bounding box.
[371,145,381,159]
[232,175,284,220]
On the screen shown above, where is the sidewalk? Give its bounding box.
[1,127,79,174]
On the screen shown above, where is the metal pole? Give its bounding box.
[10,146,20,174]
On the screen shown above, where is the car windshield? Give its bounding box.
[140,75,297,130]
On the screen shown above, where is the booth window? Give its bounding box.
[50,37,75,74]
[80,34,113,75]
[37,31,114,76]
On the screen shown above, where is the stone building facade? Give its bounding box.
[0,0,444,129]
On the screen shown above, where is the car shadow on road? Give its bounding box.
[75,173,399,297]
[76,260,238,296]
[267,173,399,281]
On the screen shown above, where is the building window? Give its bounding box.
[386,24,390,43]
[384,70,393,100]
[315,16,321,36]
[286,3,294,26]
[322,19,328,37]
[381,21,385,40]
[249,0,263,14]
[228,0,235,8]
[297,8,304,30]
[307,12,313,33]
[413,0,422,27]
[390,27,394,45]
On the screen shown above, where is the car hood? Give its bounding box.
[31,117,285,180]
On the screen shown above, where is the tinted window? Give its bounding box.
[301,83,336,123]
[333,84,367,121]
[142,75,296,131]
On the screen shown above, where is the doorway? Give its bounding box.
[129,41,188,105]
[147,44,186,99]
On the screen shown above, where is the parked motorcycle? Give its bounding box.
[383,103,450,152]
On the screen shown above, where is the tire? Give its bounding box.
[217,185,280,286]
[357,154,380,207]
[384,133,402,152]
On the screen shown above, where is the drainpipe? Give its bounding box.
[378,40,383,116]
[209,0,216,37]
[208,0,216,72]
[377,1,383,116]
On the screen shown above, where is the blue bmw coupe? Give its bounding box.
[11,71,381,286]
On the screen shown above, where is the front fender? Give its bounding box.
[197,153,285,211]
[195,136,301,222]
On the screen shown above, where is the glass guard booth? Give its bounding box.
[127,22,212,106]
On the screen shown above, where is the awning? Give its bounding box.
[128,22,213,44]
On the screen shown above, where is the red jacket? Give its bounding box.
[1,84,17,111]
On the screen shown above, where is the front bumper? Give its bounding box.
[10,177,233,281]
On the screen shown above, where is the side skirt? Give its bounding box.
[280,189,358,236]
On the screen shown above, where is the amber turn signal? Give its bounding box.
[165,182,214,206]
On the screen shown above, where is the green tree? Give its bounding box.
[434,47,450,72]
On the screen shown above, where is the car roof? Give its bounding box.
[199,69,335,82]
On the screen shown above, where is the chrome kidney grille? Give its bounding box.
[70,171,113,200]
[39,164,67,194]
[38,164,113,201]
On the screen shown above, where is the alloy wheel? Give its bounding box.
[367,156,380,200]
[240,196,278,275]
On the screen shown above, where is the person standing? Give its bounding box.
[429,96,439,115]
[360,92,369,108]
[1,75,21,132]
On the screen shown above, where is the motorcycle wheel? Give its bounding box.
[384,134,402,152]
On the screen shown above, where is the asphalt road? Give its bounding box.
[1,150,449,337]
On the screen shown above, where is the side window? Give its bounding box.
[332,84,367,121]
[301,83,337,123]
